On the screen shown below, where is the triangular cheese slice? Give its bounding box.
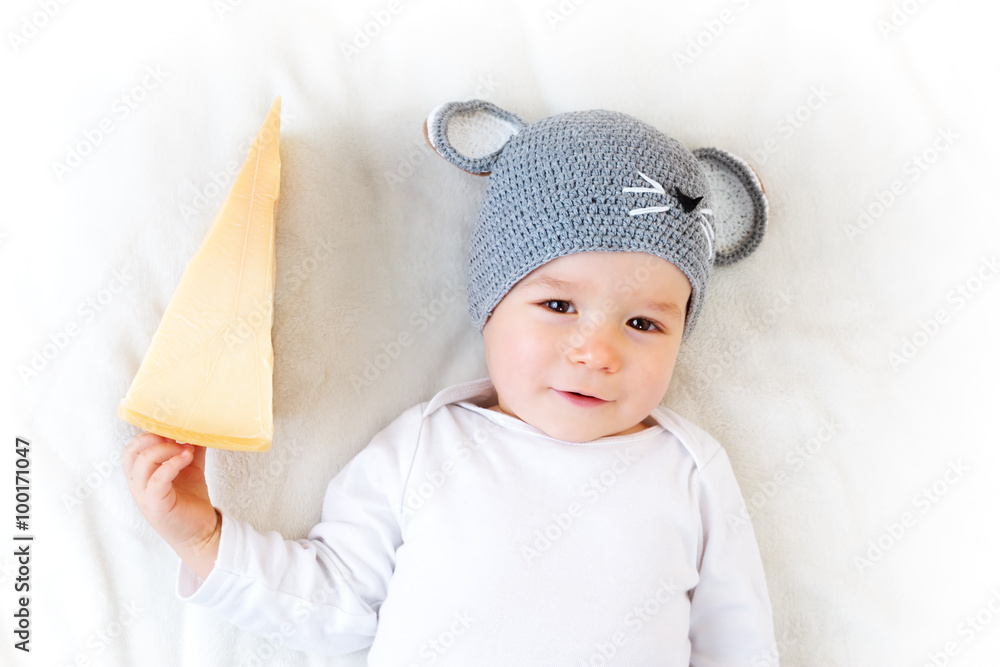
[119,97,282,451]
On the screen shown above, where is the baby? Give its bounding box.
[123,100,776,665]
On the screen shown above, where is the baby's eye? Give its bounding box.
[541,300,575,314]
[627,317,661,332]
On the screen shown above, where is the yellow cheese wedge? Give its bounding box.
[119,97,282,451]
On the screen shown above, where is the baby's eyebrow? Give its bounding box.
[643,300,684,322]
[520,275,573,292]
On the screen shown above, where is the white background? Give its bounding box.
[3,0,1000,665]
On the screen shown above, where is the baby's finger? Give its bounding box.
[145,449,194,502]
[122,432,174,476]
[129,441,191,492]
[189,443,207,471]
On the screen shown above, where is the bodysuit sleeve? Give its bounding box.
[688,445,778,666]
[175,403,425,656]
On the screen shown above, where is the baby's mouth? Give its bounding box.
[554,389,608,406]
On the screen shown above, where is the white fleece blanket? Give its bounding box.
[5,0,1000,665]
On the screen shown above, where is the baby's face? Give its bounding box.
[482,251,691,443]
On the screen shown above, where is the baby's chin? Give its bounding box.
[493,390,658,442]
[528,417,649,443]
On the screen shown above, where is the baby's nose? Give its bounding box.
[563,324,621,372]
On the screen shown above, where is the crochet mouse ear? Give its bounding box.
[692,147,768,266]
[424,100,527,175]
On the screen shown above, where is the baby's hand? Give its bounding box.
[122,432,221,579]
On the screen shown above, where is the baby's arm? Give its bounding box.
[122,432,221,579]
[689,446,777,665]
[153,403,421,656]
[120,431,381,655]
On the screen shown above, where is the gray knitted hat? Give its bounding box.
[425,100,767,340]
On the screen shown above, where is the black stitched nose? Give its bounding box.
[675,188,704,213]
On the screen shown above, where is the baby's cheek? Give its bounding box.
[641,354,677,394]
[506,326,543,362]
[491,332,534,386]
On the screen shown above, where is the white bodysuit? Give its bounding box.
[179,378,776,666]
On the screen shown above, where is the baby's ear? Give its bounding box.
[424,100,527,175]
[692,147,768,266]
